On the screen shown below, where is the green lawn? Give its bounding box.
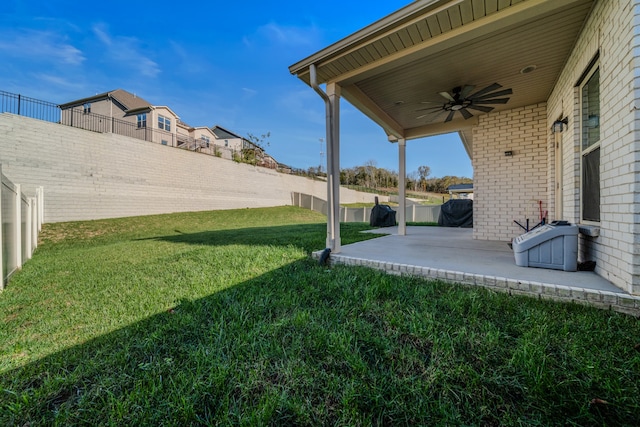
[1,206,639,426]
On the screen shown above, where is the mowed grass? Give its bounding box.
[1,206,639,426]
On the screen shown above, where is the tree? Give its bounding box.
[246,131,271,148]
[364,159,378,188]
[418,165,431,192]
[407,171,419,191]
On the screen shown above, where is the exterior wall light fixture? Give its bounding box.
[552,117,568,133]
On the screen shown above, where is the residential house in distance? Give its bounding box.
[447,184,473,200]
[259,153,279,170]
[211,125,244,152]
[211,125,270,165]
[59,89,179,146]
[210,125,247,160]
[176,120,218,153]
[59,90,281,168]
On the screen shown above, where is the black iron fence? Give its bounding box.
[60,107,178,145]
[0,90,60,123]
[0,89,282,170]
[0,89,194,148]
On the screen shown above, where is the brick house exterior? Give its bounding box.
[475,0,639,293]
[290,0,640,295]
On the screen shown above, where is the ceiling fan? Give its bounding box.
[416,83,513,122]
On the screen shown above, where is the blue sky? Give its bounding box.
[0,0,472,179]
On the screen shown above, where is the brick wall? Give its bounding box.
[473,104,548,243]
[546,0,639,294]
[0,114,378,223]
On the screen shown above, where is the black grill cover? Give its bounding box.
[438,199,473,228]
[370,204,397,227]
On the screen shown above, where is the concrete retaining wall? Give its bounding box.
[0,113,379,223]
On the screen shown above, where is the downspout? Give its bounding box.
[309,64,337,251]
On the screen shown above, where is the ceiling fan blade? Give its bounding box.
[460,85,476,98]
[467,105,494,113]
[471,88,513,100]
[468,83,502,99]
[444,110,456,122]
[474,98,510,104]
[417,109,446,120]
[439,91,455,102]
[459,108,473,120]
[420,101,443,104]
[415,106,443,112]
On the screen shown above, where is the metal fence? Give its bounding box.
[0,90,60,123]
[292,192,441,223]
[0,90,279,168]
[1,164,43,289]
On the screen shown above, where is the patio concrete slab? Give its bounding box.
[318,226,640,316]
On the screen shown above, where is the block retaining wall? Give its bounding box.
[0,114,378,223]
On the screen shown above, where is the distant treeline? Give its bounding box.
[292,161,471,193]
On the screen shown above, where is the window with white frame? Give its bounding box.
[580,65,600,222]
[83,102,91,114]
[137,113,147,129]
[158,115,171,132]
[201,135,210,147]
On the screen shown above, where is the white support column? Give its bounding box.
[398,138,407,236]
[327,82,342,252]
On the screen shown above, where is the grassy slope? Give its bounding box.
[1,206,639,426]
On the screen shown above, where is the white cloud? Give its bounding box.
[242,87,258,98]
[278,89,324,125]
[248,22,321,48]
[0,30,85,65]
[32,73,80,88]
[92,24,161,78]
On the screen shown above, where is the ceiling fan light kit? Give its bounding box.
[416,82,513,123]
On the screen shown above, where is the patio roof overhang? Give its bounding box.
[289,0,595,158]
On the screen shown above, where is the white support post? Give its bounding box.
[309,64,341,253]
[327,82,342,252]
[398,138,407,235]
[15,184,22,269]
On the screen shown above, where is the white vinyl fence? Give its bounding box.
[292,192,441,223]
[1,164,43,289]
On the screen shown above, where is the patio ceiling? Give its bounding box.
[289,0,595,156]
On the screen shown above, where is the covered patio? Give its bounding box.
[290,0,640,297]
[319,226,640,316]
[289,0,597,253]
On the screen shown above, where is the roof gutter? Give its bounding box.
[289,0,450,77]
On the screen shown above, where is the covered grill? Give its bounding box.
[370,198,397,227]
